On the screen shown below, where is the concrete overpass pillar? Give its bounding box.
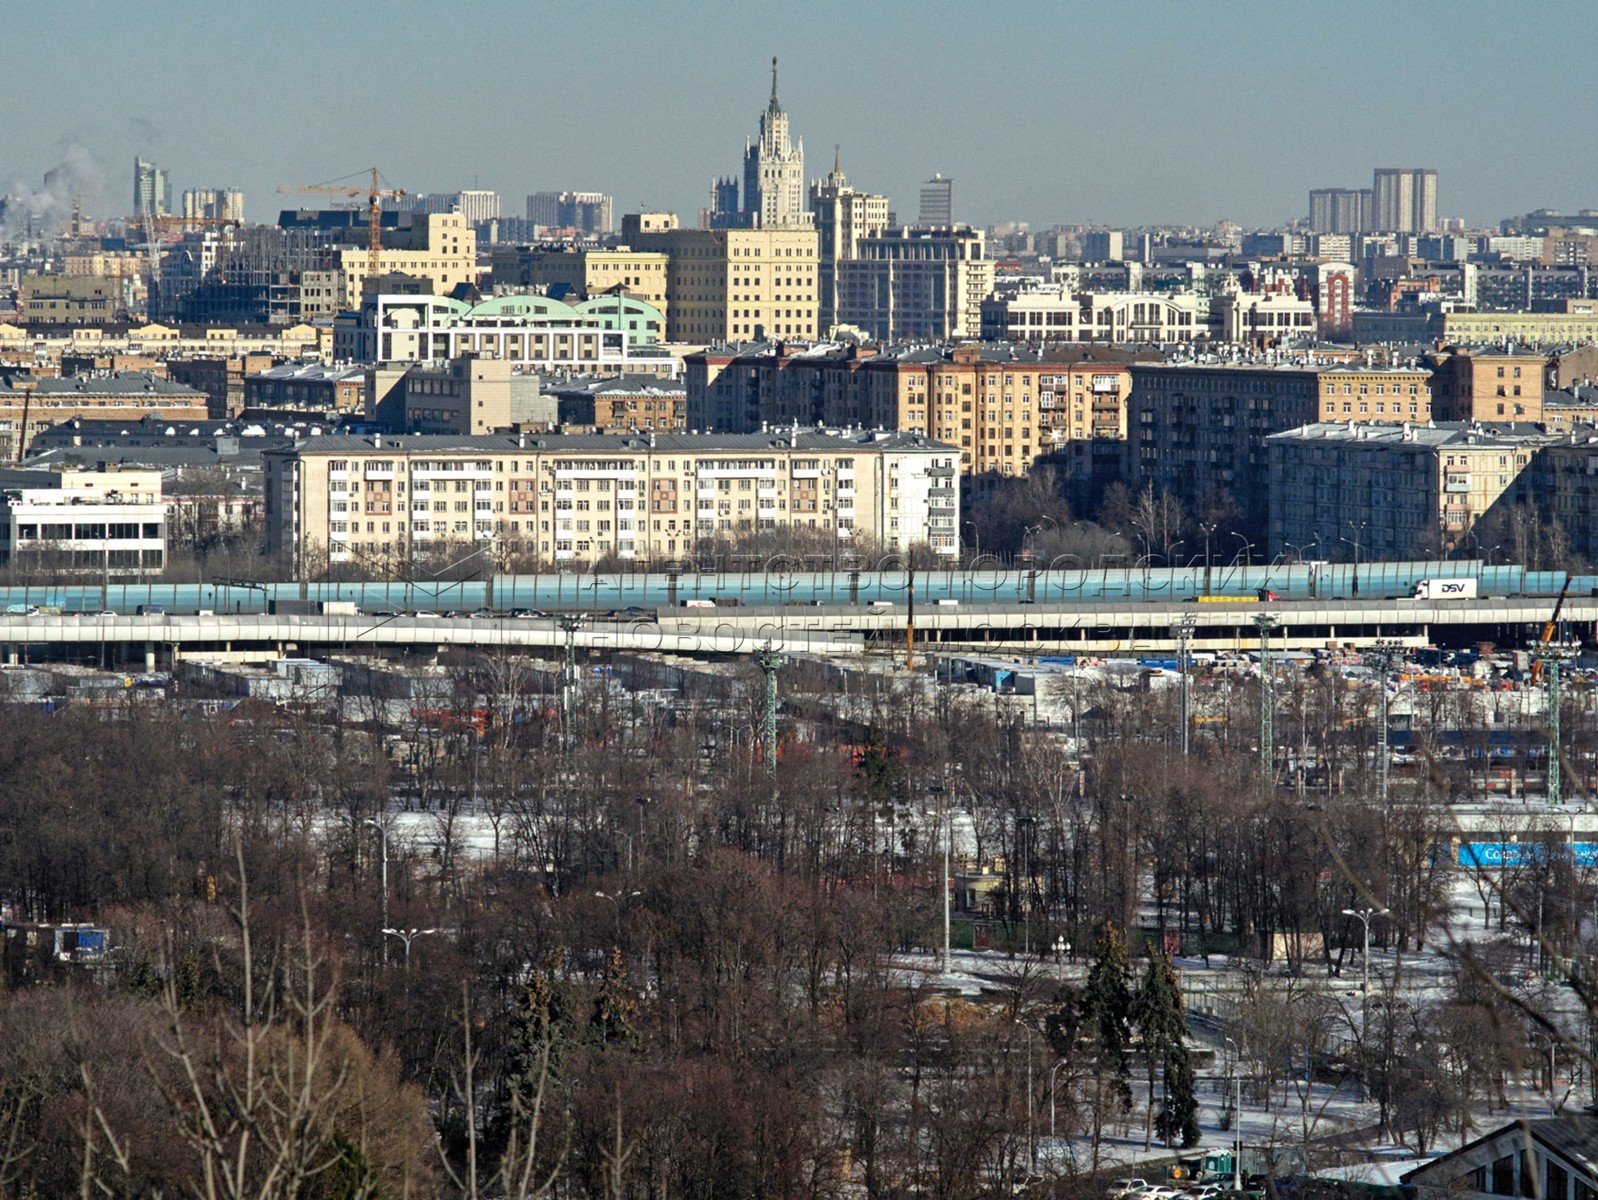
[144,642,156,672]
[4,645,15,666]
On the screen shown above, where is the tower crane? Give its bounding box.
[135,216,243,282]
[277,167,405,281]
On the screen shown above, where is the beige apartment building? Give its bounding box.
[263,429,958,573]
[19,275,121,325]
[490,247,670,325]
[621,218,819,344]
[0,321,329,361]
[687,343,1134,479]
[0,372,209,460]
[333,213,476,310]
[1426,347,1547,422]
[1313,363,1436,421]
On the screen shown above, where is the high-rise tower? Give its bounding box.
[723,58,809,229]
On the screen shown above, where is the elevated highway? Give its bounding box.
[0,592,1589,668]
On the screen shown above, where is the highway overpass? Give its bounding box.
[0,592,1589,668]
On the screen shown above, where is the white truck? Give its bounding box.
[1413,578,1478,600]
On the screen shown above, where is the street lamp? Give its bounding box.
[1198,521,1217,594]
[1341,906,1389,1039]
[1225,1036,1242,1191]
[1229,531,1255,593]
[364,817,392,962]
[382,926,438,968]
[595,889,641,938]
[1171,616,1196,757]
[1339,520,1369,597]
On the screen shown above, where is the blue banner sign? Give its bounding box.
[1459,843,1598,868]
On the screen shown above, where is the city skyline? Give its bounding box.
[2,0,1593,234]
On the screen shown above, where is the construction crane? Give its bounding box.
[1530,575,1574,685]
[132,216,243,282]
[277,167,405,281]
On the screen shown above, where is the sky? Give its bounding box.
[3,0,1594,233]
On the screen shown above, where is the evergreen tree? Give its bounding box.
[589,947,640,1049]
[1135,949,1201,1148]
[1080,923,1135,1163]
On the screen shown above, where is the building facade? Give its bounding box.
[489,247,670,331]
[1372,168,1439,233]
[0,372,210,461]
[625,224,819,343]
[979,285,1204,344]
[835,227,992,342]
[1267,421,1544,561]
[1427,347,1547,422]
[687,343,1133,479]
[810,157,890,334]
[244,363,368,413]
[134,158,170,217]
[19,275,120,325]
[918,176,953,226]
[1308,187,1371,234]
[545,375,688,432]
[0,466,166,575]
[526,192,614,234]
[182,189,245,224]
[263,429,959,572]
[332,293,675,375]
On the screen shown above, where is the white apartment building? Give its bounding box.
[979,284,1205,343]
[0,466,166,575]
[263,430,958,573]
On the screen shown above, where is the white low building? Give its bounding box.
[0,466,166,575]
[332,294,677,376]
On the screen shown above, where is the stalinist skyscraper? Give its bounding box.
[711,58,811,228]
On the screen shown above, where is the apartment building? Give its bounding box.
[0,465,166,575]
[835,227,992,342]
[489,247,670,334]
[1311,364,1436,421]
[263,429,958,572]
[527,192,613,234]
[1372,168,1438,234]
[329,213,476,310]
[367,356,531,435]
[1212,290,1319,345]
[333,294,676,376]
[686,342,1133,479]
[622,221,820,344]
[1267,421,1546,560]
[810,157,891,333]
[0,321,329,364]
[979,285,1204,344]
[544,375,687,432]
[1426,347,1546,422]
[0,372,209,461]
[244,363,368,414]
[19,275,120,326]
[168,354,279,418]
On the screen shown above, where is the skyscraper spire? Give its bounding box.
[769,56,781,115]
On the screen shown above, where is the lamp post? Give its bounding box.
[1230,531,1255,593]
[364,817,391,963]
[1171,616,1196,758]
[1199,522,1217,595]
[1225,1036,1243,1189]
[1340,521,1368,597]
[595,889,641,939]
[1341,906,1389,1041]
[1361,641,1403,807]
[382,926,437,968]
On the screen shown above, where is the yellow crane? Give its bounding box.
[277,167,406,281]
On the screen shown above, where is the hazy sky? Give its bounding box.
[4,0,1593,232]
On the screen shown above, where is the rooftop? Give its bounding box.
[267,428,959,456]
[1269,420,1559,449]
